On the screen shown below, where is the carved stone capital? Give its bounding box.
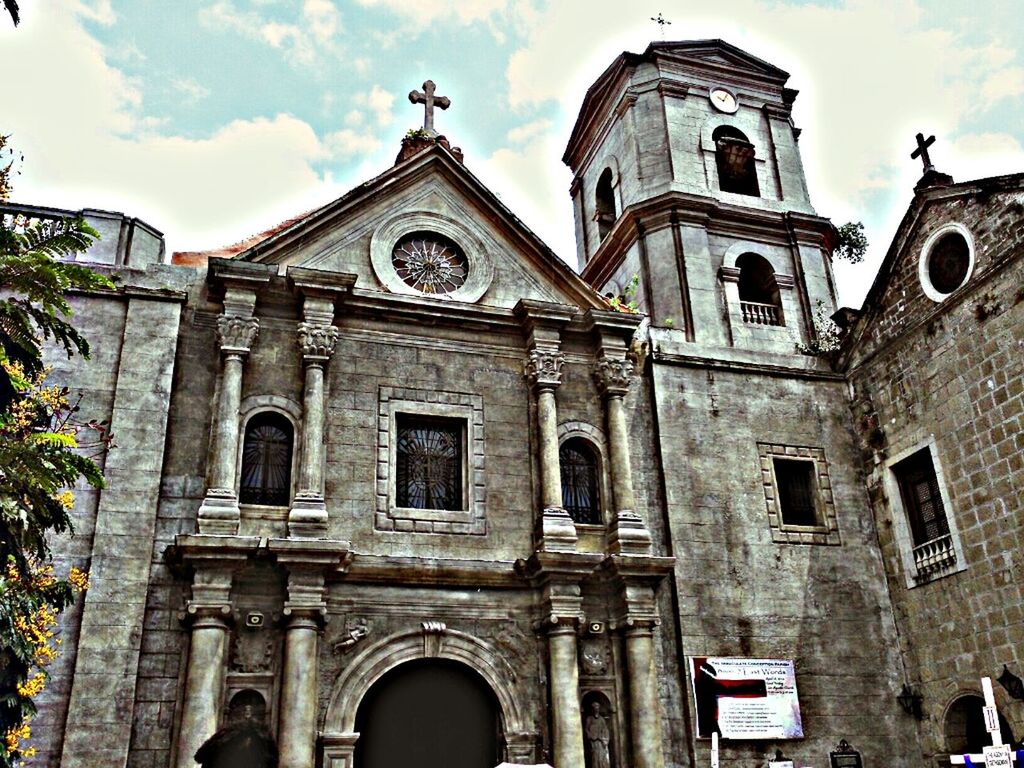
[525,349,565,389]
[298,321,339,362]
[216,315,260,354]
[282,603,327,630]
[593,356,634,397]
[180,602,233,630]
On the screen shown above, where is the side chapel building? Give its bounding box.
[13,39,1024,768]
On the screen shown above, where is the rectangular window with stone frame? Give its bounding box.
[882,439,966,587]
[758,443,841,545]
[376,386,486,535]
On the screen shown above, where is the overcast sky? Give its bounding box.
[2,0,1022,307]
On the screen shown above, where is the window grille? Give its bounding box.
[894,449,951,546]
[239,412,293,506]
[773,458,818,527]
[396,416,463,510]
[559,438,600,524]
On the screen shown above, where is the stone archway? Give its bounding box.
[355,658,499,768]
[321,625,535,768]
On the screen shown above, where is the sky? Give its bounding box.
[2,0,1023,307]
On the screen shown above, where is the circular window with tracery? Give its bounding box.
[391,232,468,295]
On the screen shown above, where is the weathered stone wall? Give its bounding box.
[650,362,919,768]
[846,187,1024,760]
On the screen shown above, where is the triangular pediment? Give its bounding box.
[235,146,605,312]
[648,40,790,81]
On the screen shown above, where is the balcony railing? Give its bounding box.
[741,300,781,326]
[912,533,956,580]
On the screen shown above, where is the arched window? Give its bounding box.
[227,689,268,726]
[713,126,760,197]
[560,438,600,525]
[595,168,617,240]
[239,411,294,506]
[736,253,783,326]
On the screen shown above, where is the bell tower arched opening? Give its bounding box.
[354,658,501,768]
[713,125,760,197]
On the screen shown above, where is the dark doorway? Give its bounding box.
[354,659,501,768]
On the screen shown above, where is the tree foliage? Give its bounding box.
[2,1,18,27]
[0,135,113,764]
[834,221,869,264]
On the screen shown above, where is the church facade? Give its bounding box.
[15,40,1022,768]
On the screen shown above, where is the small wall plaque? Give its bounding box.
[830,740,862,768]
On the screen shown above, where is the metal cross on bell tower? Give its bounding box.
[651,12,672,39]
[409,80,450,137]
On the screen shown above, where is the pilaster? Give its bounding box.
[286,267,356,538]
[198,277,265,535]
[586,311,653,556]
[515,300,579,553]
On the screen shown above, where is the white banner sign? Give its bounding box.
[689,657,804,740]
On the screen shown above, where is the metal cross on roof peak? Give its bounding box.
[409,80,450,137]
[651,12,672,38]
[911,132,937,173]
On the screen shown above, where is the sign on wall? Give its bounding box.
[689,657,804,740]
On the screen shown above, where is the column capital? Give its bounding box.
[216,314,260,355]
[180,602,233,629]
[298,320,339,363]
[525,349,565,389]
[282,603,328,630]
[594,356,635,398]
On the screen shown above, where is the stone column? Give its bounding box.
[539,579,587,768]
[526,349,578,552]
[175,567,235,768]
[548,621,585,768]
[198,289,259,535]
[594,356,652,554]
[277,569,328,768]
[624,623,665,768]
[289,296,339,538]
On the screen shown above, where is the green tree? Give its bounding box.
[0,135,113,763]
[2,1,19,27]
[834,221,869,264]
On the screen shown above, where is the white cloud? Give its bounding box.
[198,0,342,67]
[507,118,551,145]
[478,129,577,267]
[354,0,508,25]
[324,128,383,159]
[364,85,394,127]
[171,76,211,105]
[981,67,1024,110]
[0,0,353,252]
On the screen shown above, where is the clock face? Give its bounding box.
[710,88,738,114]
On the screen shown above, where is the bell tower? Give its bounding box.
[563,40,837,356]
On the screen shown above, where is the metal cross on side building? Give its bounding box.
[912,132,937,173]
[409,79,450,136]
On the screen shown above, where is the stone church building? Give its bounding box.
[12,39,1023,768]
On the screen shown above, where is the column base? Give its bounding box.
[321,733,359,768]
[505,731,539,764]
[536,506,578,553]
[197,490,240,535]
[288,494,329,538]
[609,510,653,555]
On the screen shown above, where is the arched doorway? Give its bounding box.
[354,658,501,768]
[945,695,1016,754]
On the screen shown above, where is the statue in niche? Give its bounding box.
[584,700,611,768]
[196,690,278,768]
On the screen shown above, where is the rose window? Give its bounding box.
[391,232,468,295]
